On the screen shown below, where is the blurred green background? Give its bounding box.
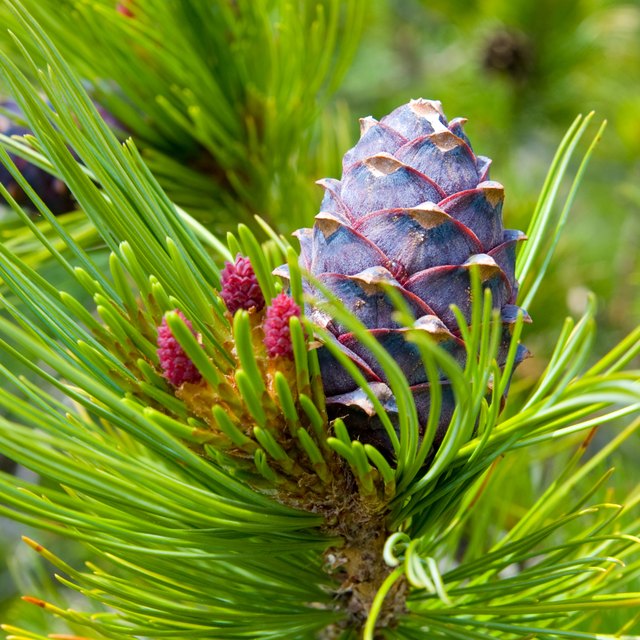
[0,0,638,633]
[338,0,639,365]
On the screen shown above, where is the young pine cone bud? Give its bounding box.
[263,293,300,359]
[116,1,134,17]
[220,254,265,315]
[157,310,202,386]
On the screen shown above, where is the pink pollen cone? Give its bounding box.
[220,254,265,314]
[157,310,202,386]
[263,293,301,359]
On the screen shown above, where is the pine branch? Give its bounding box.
[0,4,637,639]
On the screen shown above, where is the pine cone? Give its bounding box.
[281,99,528,454]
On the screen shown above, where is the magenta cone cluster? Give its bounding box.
[158,256,297,387]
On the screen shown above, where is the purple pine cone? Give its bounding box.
[278,99,529,456]
[0,100,76,215]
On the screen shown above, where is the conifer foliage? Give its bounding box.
[0,0,365,229]
[0,2,638,639]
